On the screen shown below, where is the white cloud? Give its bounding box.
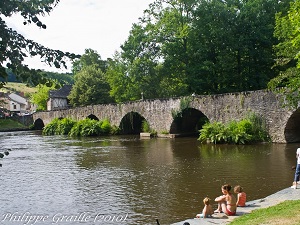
[4,0,153,72]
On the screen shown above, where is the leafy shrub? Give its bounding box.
[69,118,112,137]
[43,118,114,137]
[227,120,252,144]
[100,119,111,134]
[56,118,76,135]
[142,120,151,132]
[198,122,227,144]
[110,125,120,135]
[68,120,83,137]
[69,119,99,137]
[42,118,60,135]
[198,114,270,144]
[247,113,270,142]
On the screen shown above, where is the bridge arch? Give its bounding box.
[87,114,99,121]
[284,108,300,143]
[119,111,146,134]
[34,118,45,130]
[170,108,209,135]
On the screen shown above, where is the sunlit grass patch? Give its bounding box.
[229,200,300,225]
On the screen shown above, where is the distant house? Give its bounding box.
[47,85,72,111]
[7,92,31,114]
[0,91,36,115]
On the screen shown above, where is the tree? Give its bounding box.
[68,65,112,106]
[72,49,107,74]
[148,0,197,96]
[107,0,197,101]
[107,0,289,102]
[188,0,290,94]
[68,49,112,106]
[31,82,57,111]
[268,0,300,109]
[0,0,79,87]
[37,70,74,85]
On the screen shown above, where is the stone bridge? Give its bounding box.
[33,90,300,143]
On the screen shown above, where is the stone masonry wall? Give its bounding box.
[33,90,295,143]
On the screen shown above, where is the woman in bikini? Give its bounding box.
[214,184,237,216]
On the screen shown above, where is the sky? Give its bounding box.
[4,0,154,72]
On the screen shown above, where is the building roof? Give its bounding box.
[49,85,72,98]
[8,93,27,105]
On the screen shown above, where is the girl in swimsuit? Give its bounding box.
[214,184,237,216]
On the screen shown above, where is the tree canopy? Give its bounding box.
[107,0,292,103]
[0,0,79,87]
[68,49,112,106]
[268,0,300,109]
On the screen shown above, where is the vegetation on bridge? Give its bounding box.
[42,118,120,137]
[198,113,270,144]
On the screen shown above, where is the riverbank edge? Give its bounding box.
[0,128,31,132]
[170,186,300,225]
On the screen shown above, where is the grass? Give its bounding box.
[0,82,37,95]
[0,118,27,130]
[229,200,300,225]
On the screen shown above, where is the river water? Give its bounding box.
[0,131,297,225]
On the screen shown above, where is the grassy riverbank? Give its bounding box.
[229,200,300,225]
[0,118,28,131]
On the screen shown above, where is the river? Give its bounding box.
[0,131,297,225]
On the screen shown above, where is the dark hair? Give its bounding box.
[222,184,232,192]
[183,223,190,225]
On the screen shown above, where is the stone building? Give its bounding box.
[47,85,72,111]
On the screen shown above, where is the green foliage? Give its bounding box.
[0,0,79,87]
[226,120,252,144]
[141,119,157,136]
[38,71,74,85]
[30,82,57,111]
[106,0,290,102]
[106,52,160,103]
[198,114,270,144]
[68,120,84,137]
[43,118,114,137]
[246,113,270,142]
[110,125,120,135]
[68,65,113,106]
[198,122,227,144]
[100,119,111,134]
[68,49,113,106]
[171,96,192,119]
[79,119,102,137]
[55,118,76,135]
[42,118,60,135]
[229,200,300,225]
[268,0,300,109]
[0,118,27,130]
[141,120,151,133]
[72,49,107,74]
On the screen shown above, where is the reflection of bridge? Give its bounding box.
[33,90,300,143]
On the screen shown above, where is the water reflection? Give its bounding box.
[0,132,297,225]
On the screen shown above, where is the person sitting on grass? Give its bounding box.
[214,184,237,216]
[196,197,213,218]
